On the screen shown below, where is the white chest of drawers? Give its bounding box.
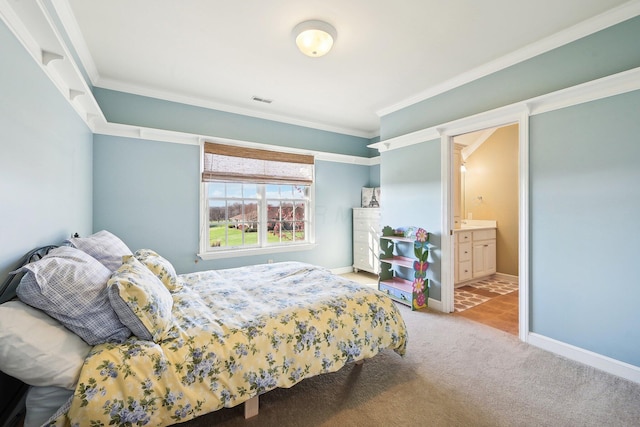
[352,208,380,274]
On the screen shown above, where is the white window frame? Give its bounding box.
[198,143,316,260]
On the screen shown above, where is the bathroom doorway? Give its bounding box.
[451,124,520,335]
[440,113,529,341]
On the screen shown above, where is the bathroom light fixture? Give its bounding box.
[293,20,337,57]
[460,163,467,173]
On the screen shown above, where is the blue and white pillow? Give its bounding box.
[66,230,132,272]
[16,246,131,345]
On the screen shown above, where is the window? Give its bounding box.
[199,142,315,259]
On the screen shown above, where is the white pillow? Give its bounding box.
[0,301,91,389]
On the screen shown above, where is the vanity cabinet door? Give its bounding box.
[472,240,496,278]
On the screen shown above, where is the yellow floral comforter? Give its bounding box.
[50,262,407,426]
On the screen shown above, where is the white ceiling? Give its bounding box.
[41,1,639,137]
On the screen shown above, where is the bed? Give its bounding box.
[0,231,407,427]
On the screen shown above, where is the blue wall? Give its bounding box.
[92,135,200,272]
[378,17,640,367]
[94,88,375,158]
[0,20,93,279]
[5,0,637,369]
[530,90,640,366]
[381,16,640,139]
[90,87,380,272]
[92,135,371,273]
[90,84,380,273]
[380,141,442,299]
[369,163,381,187]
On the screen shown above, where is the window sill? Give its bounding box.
[198,243,317,260]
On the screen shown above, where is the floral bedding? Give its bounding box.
[49,262,407,426]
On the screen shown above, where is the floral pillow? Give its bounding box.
[133,249,180,291]
[107,256,174,342]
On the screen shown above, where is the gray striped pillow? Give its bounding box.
[16,246,131,345]
[66,230,132,272]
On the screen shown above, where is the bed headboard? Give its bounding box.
[0,245,59,305]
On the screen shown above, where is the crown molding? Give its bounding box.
[376,0,640,118]
[2,0,381,157]
[0,0,105,126]
[94,77,378,140]
[50,0,100,84]
[370,66,640,153]
[92,120,379,166]
[0,0,39,59]
[6,1,377,140]
[369,103,526,153]
[526,66,640,116]
[1,0,378,165]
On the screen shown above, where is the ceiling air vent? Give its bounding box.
[251,96,273,104]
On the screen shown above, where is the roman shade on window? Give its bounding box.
[202,142,314,184]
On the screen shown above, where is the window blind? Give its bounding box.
[202,142,314,184]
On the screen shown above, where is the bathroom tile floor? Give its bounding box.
[454,275,519,336]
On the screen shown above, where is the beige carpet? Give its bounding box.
[176,276,640,427]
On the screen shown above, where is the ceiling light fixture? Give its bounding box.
[293,20,337,57]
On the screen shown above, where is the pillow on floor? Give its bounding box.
[66,230,132,272]
[0,300,90,389]
[108,256,174,342]
[16,246,132,345]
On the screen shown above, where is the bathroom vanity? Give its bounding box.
[454,220,497,285]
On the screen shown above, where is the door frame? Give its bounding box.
[439,107,530,342]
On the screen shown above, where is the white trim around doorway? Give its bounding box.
[440,109,530,343]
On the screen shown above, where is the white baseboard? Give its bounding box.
[528,333,640,384]
[332,266,358,275]
[340,269,640,384]
[427,297,443,312]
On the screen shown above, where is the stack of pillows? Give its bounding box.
[0,230,180,392]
